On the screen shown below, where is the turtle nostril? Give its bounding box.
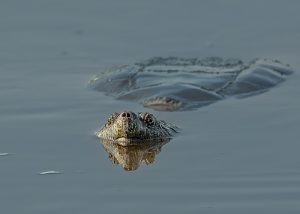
[121,112,131,118]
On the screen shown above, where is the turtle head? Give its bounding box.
[96,111,178,141]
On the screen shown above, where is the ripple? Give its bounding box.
[39,170,62,175]
[0,153,12,156]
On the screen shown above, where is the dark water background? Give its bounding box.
[1,0,300,213]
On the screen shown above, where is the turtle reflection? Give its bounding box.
[100,139,170,171]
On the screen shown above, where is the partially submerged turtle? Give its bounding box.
[90,57,293,111]
[96,111,178,145]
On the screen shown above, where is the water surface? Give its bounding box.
[1,0,300,213]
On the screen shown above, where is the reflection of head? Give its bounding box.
[143,151,156,165]
[101,139,169,171]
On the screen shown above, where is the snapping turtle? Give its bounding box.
[96,111,178,145]
[90,57,293,111]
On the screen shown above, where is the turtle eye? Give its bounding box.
[146,116,154,126]
[139,112,156,127]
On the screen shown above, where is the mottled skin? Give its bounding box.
[96,111,178,145]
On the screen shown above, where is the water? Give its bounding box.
[1,0,300,213]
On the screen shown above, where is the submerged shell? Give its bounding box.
[90,57,293,111]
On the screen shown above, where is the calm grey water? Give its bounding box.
[1,0,300,213]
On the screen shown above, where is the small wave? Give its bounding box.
[0,153,11,156]
[39,170,62,175]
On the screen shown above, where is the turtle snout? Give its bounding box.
[120,111,135,119]
[117,111,140,138]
